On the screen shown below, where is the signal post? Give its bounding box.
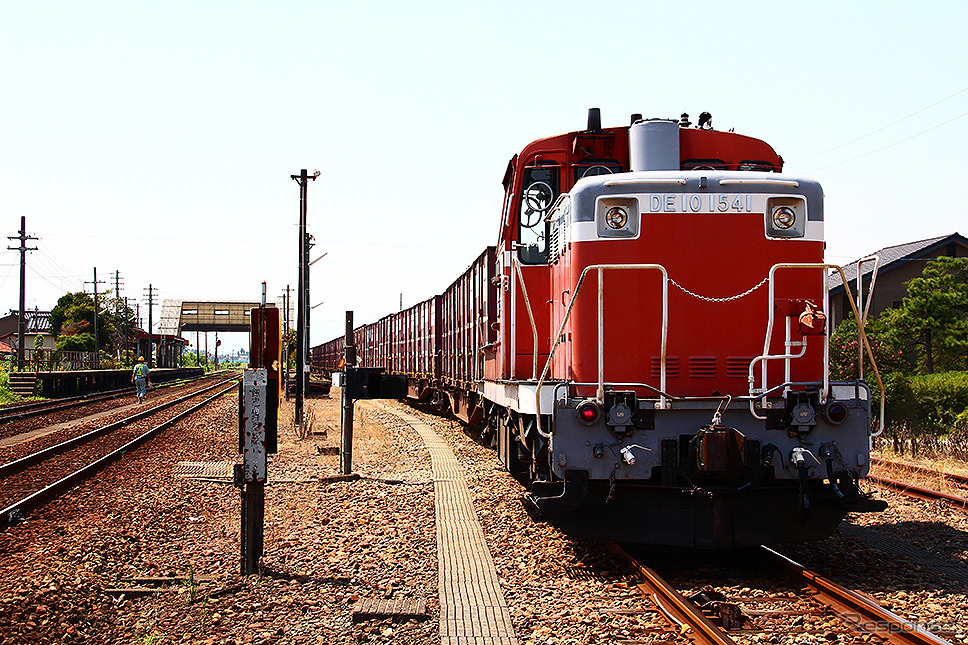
[237,299,280,575]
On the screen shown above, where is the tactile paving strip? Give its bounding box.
[172,461,236,480]
[378,405,518,645]
[840,522,968,586]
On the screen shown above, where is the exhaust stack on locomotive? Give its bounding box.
[314,109,886,548]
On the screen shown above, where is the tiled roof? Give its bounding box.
[25,310,51,334]
[829,233,965,291]
[2,310,52,334]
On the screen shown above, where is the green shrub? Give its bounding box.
[908,371,968,433]
[56,333,95,352]
[0,360,17,404]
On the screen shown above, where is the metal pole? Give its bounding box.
[291,169,319,427]
[305,232,312,394]
[16,225,28,370]
[92,268,100,359]
[283,285,290,400]
[147,284,154,368]
[340,311,355,475]
[125,297,130,366]
[7,216,37,370]
[294,170,308,427]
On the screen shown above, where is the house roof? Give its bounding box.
[2,309,52,335]
[828,232,967,292]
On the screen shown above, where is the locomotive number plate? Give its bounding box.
[647,193,759,213]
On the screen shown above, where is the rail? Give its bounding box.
[1,381,239,529]
[762,546,953,645]
[871,456,968,486]
[608,542,736,645]
[0,377,239,478]
[0,372,233,424]
[615,541,953,645]
[865,474,968,510]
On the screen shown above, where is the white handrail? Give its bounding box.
[535,263,669,438]
[853,255,880,380]
[752,262,885,436]
[511,256,539,380]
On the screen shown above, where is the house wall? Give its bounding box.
[831,240,968,328]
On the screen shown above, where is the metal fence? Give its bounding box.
[5,348,102,371]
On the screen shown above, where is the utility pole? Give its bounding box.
[112,271,124,361]
[7,217,37,370]
[291,168,320,428]
[86,268,105,362]
[340,311,355,475]
[124,297,131,366]
[281,285,291,400]
[144,284,158,368]
[112,270,123,300]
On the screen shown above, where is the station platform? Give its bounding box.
[378,405,518,645]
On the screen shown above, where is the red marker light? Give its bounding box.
[576,400,601,425]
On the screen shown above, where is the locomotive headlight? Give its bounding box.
[604,206,629,229]
[823,401,850,425]
[772,206,796,229]
[597,197,639,238]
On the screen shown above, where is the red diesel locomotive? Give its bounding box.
[313,109,886,548]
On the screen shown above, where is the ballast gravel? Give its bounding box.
[0,388,965,644]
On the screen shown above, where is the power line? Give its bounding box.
[790,84,968,165]
[803,109,968,174]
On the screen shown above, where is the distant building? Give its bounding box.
[0,309,55,353]
[828,232,968,328]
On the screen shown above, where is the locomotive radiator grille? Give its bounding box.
[651,356,679,379]
[689,356,717,378]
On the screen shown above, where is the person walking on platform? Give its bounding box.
[132,356,151,403]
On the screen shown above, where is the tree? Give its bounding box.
[101,296,136,361]
[892,257,968,373]
[49,292,117,353]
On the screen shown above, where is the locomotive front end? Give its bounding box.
[532,126,884,547]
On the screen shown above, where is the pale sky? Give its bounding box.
[3,1,967,349]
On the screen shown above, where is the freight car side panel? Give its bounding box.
[440,247,496,388]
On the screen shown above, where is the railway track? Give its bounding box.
[0,369,239,425]
[869,457,968,510]
[0,377,239,529]
[609,543,954,645]
[871,456,968,486]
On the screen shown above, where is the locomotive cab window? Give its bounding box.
[518,163,558,264]
[574,160,621,182]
